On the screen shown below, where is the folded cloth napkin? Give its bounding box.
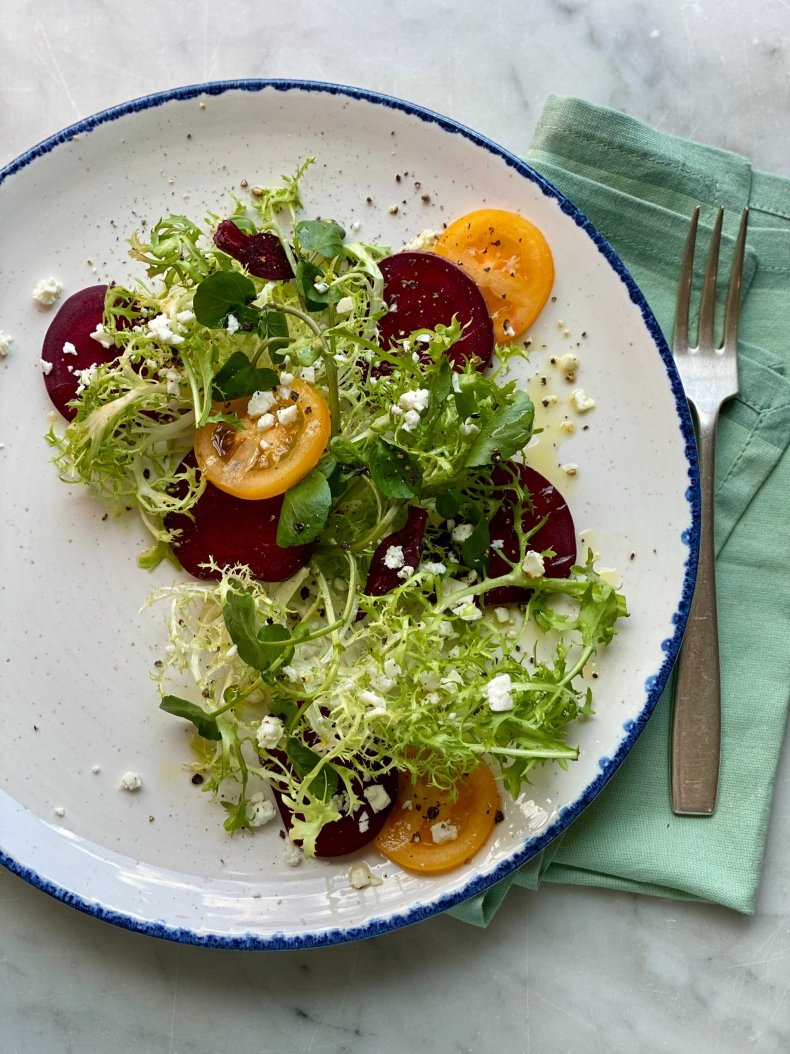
[450,96,790,927]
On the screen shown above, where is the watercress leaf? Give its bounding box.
[257,623,294,670]
[459,507,490,573]
[258,309,289,348]
[285,737,339,800]
[435,489,461,520]
[295,260,331,312]
[329,435,364,465]
[160,695,222,741]
[295,219,346,260]
[464,392,535,467]
[277,468,332,547]
[368,440,422,499]
[193,271,257,327]
[211,351,278,400]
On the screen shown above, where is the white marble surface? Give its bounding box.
[1,0,789,1050]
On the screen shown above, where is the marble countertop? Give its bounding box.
[2,1,789,1051]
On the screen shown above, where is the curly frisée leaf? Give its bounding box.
[277,468,332,546]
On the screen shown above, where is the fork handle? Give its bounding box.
[671,415,721,815]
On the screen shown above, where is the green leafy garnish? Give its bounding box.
[193,271,257,327]
[367,440,422,499]
[285,738,339,800]
[295,219,346,260]
[223,586,293,672]
[277,469,332,546]
[159,695,222,740]
[211,351,278,401]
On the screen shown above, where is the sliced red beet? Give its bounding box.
[213,220,294,280]
[486,463,577,606]
[41,285,117,420]
[364,505,428,597]
[270,755,398,858]
[378,251,494,372]
[164,452,313,582]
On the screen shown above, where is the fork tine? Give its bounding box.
[674,206,700,351]
[722,208,749,349]
[698,207,724,348]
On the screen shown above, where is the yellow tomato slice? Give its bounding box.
[374,763,499,874]
[434,208,554,344]
[193,379,331,500]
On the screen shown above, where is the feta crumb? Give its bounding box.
[452,601,483,622]
[256,715,284,750]
[350,220,361,233]
[358,813,370,834]
[32,277,63,306]
[398,388,431,413]
[415,333,432,345]
[248,390,276,417]
[120,770,142,792]
[459,419,480,437]
[276,385,292,400]
[336,296,354,314]
[62,341,77,356]
[247,792,277,828]
[397,565,415,579]
[276,403,299,426]
[313,280,329,293]
[559,419,576,434]
[364,784,392,813]
[494,607,511,623]
[560,352,580,381]
[401,228,442,252]
[486,672,514,712]
[176,310,195,324]
[383,658,401,678]
[279,371,295,387]
[255,412,275,433]
[387,300,398,313]
[164,368,181,396]
[90,323,115,349]
[0,330,13,356]
[490,538,504,551]
[431,820,459,844]
[360,689,386,710]
[348,862,382,889]
[424,561,447,575]
[383,545,405,569]
[451,523,474,544]
[146,313,184,345]
[283,840,303,867]
[39,358,53,376]
[91,765,100,774]
[54,806,66,817]
[503,321,516,339]
[571,388,596,413]
[226,644,238,658]
[226,313,240,334]
[522,550,545,578]
[300,365,315,383]
[390,404,404,416]
[560,462,579,476]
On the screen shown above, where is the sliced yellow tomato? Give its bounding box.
[194,379,331,500]
[374,763,499,874]
[434,208,554,344]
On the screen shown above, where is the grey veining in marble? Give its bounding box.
[2,0,790,1051]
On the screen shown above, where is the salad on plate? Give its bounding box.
[40,160,627,876]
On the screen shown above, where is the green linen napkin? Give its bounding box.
[450,96,790,926]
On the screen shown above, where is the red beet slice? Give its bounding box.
[41,285,117,420]
[164,453,313,582]
[271,756,398,857]
[364,505,428,597]
[378,252,494,372]
[214,220,293,280]
[486,463,577,605]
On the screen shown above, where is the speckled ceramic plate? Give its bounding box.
[0,81,698,949]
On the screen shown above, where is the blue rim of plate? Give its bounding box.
[0,78,700,950]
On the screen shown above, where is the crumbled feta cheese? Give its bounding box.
[459,419,480,437]
[522,550,545,578]
[276,403,299,426]
[451,523,474,544]
[358,813,370,834]
[490,538,504,551]
[397,565,415,579]
[0,330,13,356]
[176,309,195,324]
[54,806,66,817]
[256,715,284,750]
[226,313,240,334]
[401,228,442,252]
[75,364,98,395]
[350,220,361,233]
[503,321,516,339]
[398,388,430,413]
[571,387,596,413]
[348,861,382,889]
[364,784,392,813]
[90,323,115,349]
[559,419,576,434]
[300,365,315,383]
[226,644,238,659]
[560,352,580,381]
[247,793,277,828]
[91,765,101,774]
[387,300,397,313]
[255,412,275,433]
[164,368,181,396]
[32,277,63,306]
[402,409,422,432]
[423,561,447,575]
[248,390,276,417]
[486,672,514,712]
[62,341,77,356]
[39,358,53,376]
[384,545,405,569]
[494,607,511,624]
[383,659,401,679]
[336,296,354,314]
[360,689,386,710]
[452,601,483,622]
[276,385,292,401]
[283,840,302,867]
[313,280,329,293]
[415,333,432,345]
[279,371,295,387]
[560,462,579,476]
[120,770,142,792]
[431,820,459,844]
[390,404,404,417]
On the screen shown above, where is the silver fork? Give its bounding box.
[670,205,748,816]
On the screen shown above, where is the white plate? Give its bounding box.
[0,81,698,949]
